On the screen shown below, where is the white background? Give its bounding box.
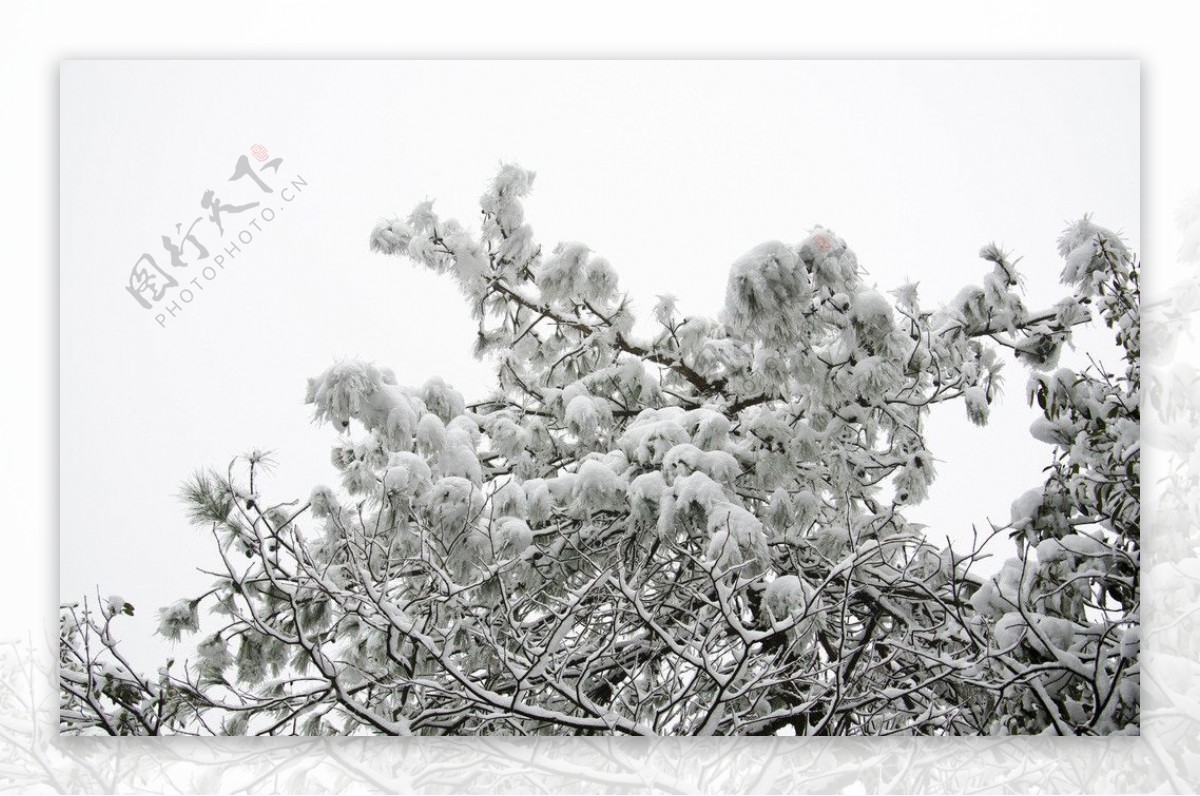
[1,1,1196,791]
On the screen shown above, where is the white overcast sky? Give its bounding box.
[60,60,1138,670]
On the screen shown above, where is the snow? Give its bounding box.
[492,517,534,557]
[522,478,553,525]
[993,611,1077,656]
[1056,533,1111,560]
[103,595,130,618]
[536,241,591,304]
[963,385,989,426]
[662,443,703,480]
[407,200,438,233]
[309,485,339,519]
[490,163,536,199]
[447,415,482,448]
[674,316,715,361]
[673,471,728,515]
[444,230,491,297]
[368,217,413,257]
[573,459,627,512]
[420,376,466,424]
[699,450,741,485]
[652,294,678,327]
[307,360,408,431]
[416,413,447,454]
[849,290,894,346]
[389,452,431,491]
[684,407,731,451]
[763,574,811,619]
[545,473,578,505]
[1028,416,1079,446]
[762,488,794,532]
[566,394,608,442]
[484,415,531,459]
[382,466,410,494]
[705,530,742,570]
[421,476,484,532]
[1035,537,1068,565]
[383,403,418,452]
[496,223,538,270]
[722,240,811,344]
[706,502,769,574]
[628,471,668,525]
[490,481,528,519]
[1031,614,1076,654]
[851,355,901,399]
[617,413,691,466]
[1057,218,1105,287]
[436,437,483,485]
[581,256,619,304]
[799,227,857,295]
[1009,488,1044,530]
[992,612,1026,650]
[971,558,1036,618]
[1119,625,1140,660]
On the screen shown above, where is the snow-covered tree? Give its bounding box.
[60,167,1139,736]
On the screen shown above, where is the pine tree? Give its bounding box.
[60,167,1139,736]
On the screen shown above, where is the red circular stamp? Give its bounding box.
[251,144,269,162]
[813,233,833,253]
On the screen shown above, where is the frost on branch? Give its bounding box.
[722,241,813,344]
[63,166,1138,737]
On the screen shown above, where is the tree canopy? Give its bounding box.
[60,166,1139,736]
